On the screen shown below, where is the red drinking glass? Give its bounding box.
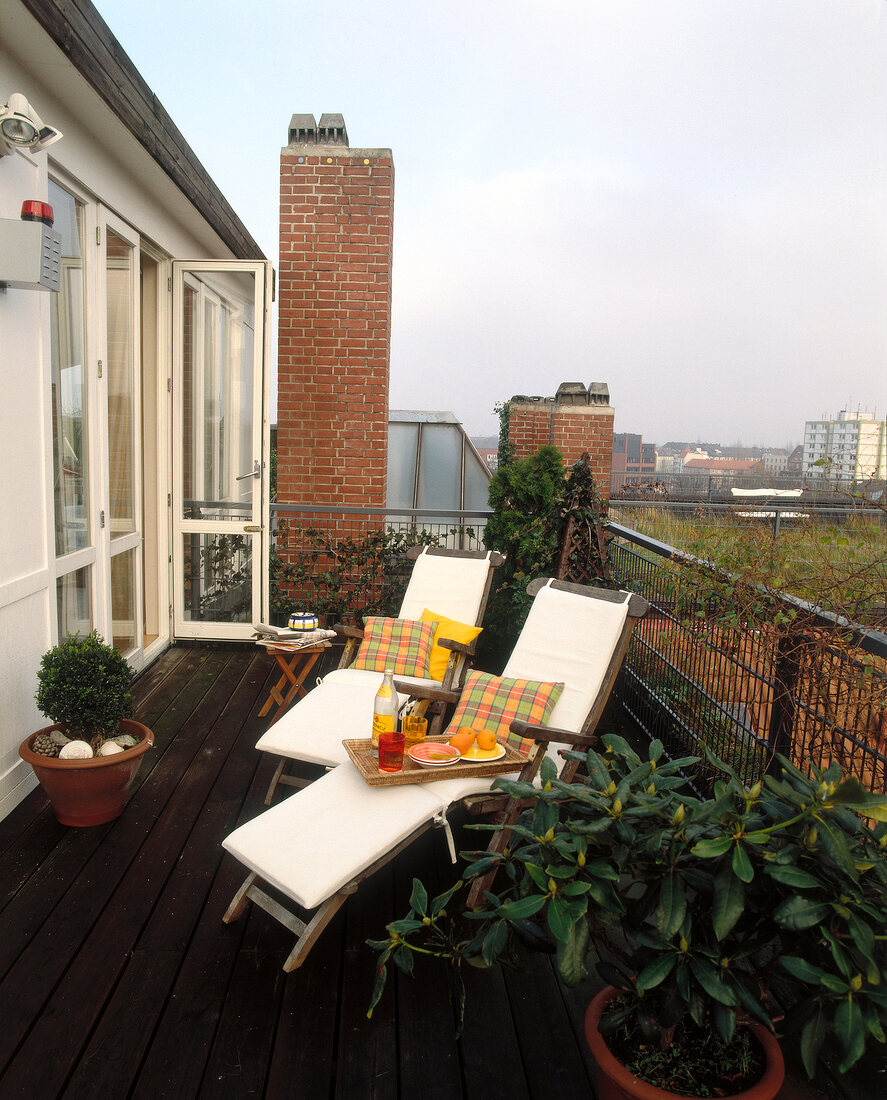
[378,730,405,773]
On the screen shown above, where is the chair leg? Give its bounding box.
[282,890,354,972]
[264,759,286,805]
[223,872,258,924]
[264,758,313,804]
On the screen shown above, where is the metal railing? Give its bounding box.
[265,503,887,794]
[608,521,887,794]
[269,504,490,621]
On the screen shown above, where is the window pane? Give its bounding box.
[106,229,135,534]
[57,567,92,639]
[182,533,252,622]
[111,550,136,653]
[49,181,89,557]
[180,271,257,521]
[387,423,418,508]
[416,425,462,510]
[464,447,492,510]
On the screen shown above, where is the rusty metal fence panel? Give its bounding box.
[609,522,887,794]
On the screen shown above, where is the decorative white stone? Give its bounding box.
[59,740,94,760]
[99,741,124,756]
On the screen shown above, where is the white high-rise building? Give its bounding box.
[802,411,887,482]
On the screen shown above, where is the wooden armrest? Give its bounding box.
[509,719,598,749]
[437,636,477,656]
[333,624,365,640]
[392,681,461,705]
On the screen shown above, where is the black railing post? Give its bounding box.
[767,632,799,766]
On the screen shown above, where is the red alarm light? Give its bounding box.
[21,200,54,226]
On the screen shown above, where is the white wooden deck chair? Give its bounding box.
[222,580,648,972]
[256,546,503,803]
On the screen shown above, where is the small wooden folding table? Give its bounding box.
[257,642,331,727]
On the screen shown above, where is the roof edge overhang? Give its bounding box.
[18,0,265,260]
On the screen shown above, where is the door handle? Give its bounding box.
[236,461,261,481]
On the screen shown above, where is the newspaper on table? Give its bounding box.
[252,623,337,650]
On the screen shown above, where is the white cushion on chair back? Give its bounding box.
[398,550,492,626]
[503,583,630,736]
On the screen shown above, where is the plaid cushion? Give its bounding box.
[445,671,564,756]
[351,617,438,677]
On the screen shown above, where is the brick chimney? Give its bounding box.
[276,113,394,508]
[504,382,614,495]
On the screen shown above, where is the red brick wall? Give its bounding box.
[507,402,615,497]
[277,144,394,508]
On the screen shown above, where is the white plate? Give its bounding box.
[408,743,461,767]
[460,743,506,762]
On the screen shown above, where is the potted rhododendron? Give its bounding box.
[369,738,887,1099]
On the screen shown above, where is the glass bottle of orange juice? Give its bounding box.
[371,669,397,752]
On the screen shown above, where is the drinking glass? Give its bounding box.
[403,715,427,750]
[378,730,406,773]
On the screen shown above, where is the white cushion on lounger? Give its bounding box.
[255,678,409,767]
[322,666,440,694]
[398,550,492,625]
[505,583,629,763]
[425,585,631,795]
[222,763,443,911]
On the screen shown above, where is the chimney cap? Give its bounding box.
[288,113,317,144]
[555,382,589,405]
[287,113,349,147]
[587,382,610,405]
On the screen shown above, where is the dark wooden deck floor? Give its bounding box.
[0,645,875,1099]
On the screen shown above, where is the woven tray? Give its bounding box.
[343,735,526,787]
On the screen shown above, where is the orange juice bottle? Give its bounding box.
[371,669,397,751]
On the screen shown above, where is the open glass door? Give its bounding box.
[171,261,272,640]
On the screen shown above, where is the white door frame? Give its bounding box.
[171,259,272,640]
[96,206,144,667]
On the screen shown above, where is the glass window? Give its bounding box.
[387,423,419,508]
[57,567,92,639]
[182,533,252,622]
[106,229,136,535]
[416,425,462,510]
[111,550,136,653]
[49,181,89,557]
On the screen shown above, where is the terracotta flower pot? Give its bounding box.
[19,719,153,827]
[584,986,785,1100]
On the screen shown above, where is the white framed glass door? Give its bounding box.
[171,261,272,639]
[100,211,143,661]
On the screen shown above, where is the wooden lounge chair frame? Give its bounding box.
[223,580,648,971]
[261,545,503,804]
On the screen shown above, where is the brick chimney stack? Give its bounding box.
[504,382,615,495]
[276,114,394,508]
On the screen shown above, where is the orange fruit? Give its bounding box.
[476,729,497,751]
[448,728,476,754]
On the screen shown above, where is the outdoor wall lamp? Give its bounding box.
[0,93,63,157]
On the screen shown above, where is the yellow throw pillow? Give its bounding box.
[419,608,483,683]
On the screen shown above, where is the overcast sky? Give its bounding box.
[99,0,887,448]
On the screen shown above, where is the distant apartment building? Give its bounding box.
[611,433,657,491]
[761,451,789,474]
[802,411,887,482]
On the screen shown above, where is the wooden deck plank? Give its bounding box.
[0,643,852,1100]
[58,653,275,1100]
[0,649,234,989]
[264,906,345,1100]
[0,650,259,1094]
